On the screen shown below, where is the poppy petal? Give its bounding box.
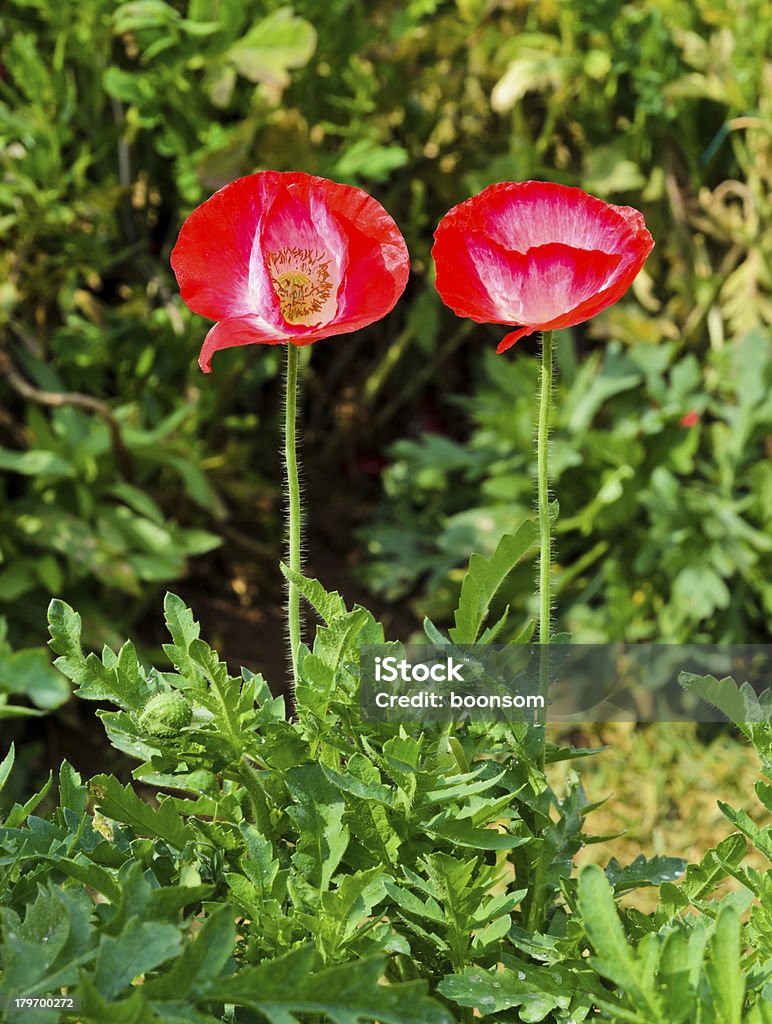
[542,237,651,330]
[469,181,637,255]
[332,211,409,331]
[432,219,515,325]
[464,237,623,327]
[171,176,272,323]
[198,315,288,373]
[172,171,410,368]
[260,178,348,330]
[432,180,654,348]
[496,327,534,353]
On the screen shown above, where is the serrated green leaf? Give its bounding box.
[578,863,663,1018]
[4,772,53,828]
[209,948,452,1024]
[146,883,215,920]
[719,801,772,861]
[47,599,83,662]
[280,565,347,624]
[438,961,571,1016]
[423,616,449,646]
[678,834,747,904]
[419,767,507,807]
[321,757,395,807]
[426,818,528,851]
[382,879,445,924]
[285,765,349,892]
[679,672,771,735]
[0,887,94,1016]
[239,821,281,901]
[48,602,143,711]
[450,522,539,644]
[313,609,370,673]
[78,973,157,1024]
[163,592,200,676]
[383,732,423,773]
[89,774,193,851]
[605,853,686,892]
[40,855,121,903]
[657,924,699,1023]
[316,868,387,956]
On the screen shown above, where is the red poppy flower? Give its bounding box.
[679,410,700,428]
[171,171,410,372]
[432,181,654,353]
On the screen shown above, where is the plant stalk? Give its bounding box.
[537,330,553,645]
[285,342,302,689]
[536,330,553,759]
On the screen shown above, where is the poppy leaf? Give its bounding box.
[450,521,539,644]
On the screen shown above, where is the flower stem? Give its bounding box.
[284,342,302,689]
[537,330,553,646]
[536,329,553,760]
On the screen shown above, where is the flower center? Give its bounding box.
[267,247,334,326]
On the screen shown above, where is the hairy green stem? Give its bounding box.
[285,342,302,689]
[536,330,553,760]
[537,330,553,646]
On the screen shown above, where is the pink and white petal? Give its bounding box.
[533,223,654,331]
[257,178,351,331]
[443,181,648,266]
[198,315,288,373]
[171,176,278,322]
[538,236,653,331]
[239,176,291,333]
[432,221,515,324]
[261,181,346,273]
[481,182,638,255]
[465,237,623,326]
[608,202,652,243]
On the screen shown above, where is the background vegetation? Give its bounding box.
[0,1,771,1020]
[0,0,770,918]
[1,0,770,684]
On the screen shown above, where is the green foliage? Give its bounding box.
[0,0,769,1015]
[562,670,772,1023]
[449,522,539,645]
[0,0,315,690]
[1,0,769,685]
[365,329,772,642]
[577,865,755,1023]
[0,616,69,719]
[1,590,770,1021]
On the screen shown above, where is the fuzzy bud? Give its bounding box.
[138,691,193,738]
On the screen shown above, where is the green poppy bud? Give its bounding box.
[138,691,193,738]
